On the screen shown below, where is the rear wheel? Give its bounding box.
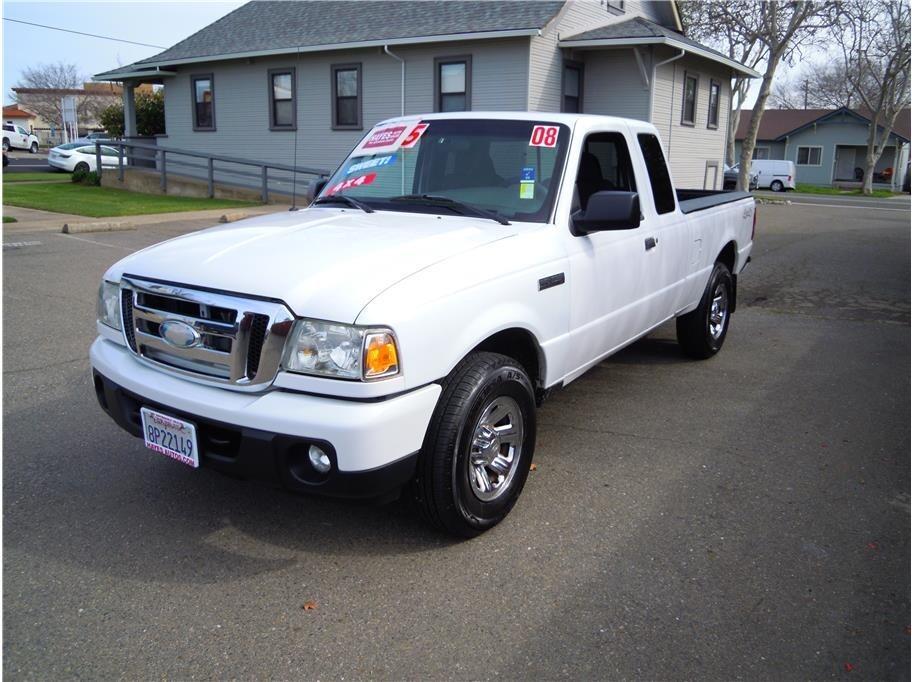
[676,261,733,359]
[413,352,536,537]
[74,161,90,173]
[770,180,784,192]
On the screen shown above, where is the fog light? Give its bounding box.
[308,445,331,473]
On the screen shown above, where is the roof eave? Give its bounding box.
[558,35,760,78]
[116,28,541,71]
[93,67,177,82]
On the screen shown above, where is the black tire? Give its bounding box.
[676,261,733,359]
[2,139,9,152]
[770,180,784,192]
[74,161,90,173]
[413,352,537,537]
[29,142,38,154]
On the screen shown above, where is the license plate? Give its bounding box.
[140,407,199,468]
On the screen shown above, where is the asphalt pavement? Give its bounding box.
[2,149,51,172]
[3,201,910,679]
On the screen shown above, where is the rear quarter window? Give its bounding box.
[636,133,676,215]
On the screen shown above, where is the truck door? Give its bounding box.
[563,128,653,378]
[634,132,692,319]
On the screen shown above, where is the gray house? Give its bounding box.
[95,0,757,190]
[733,107,911,189]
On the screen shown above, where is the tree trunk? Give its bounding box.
[738,52,782,190]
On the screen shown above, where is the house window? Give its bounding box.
[331,63,362,130]
[752,146,770,160]
[637,133,676,214]
[681,72,698,126]
[269,68,296,130]
[607,1,625,12]
[707,79,720,129]
[191,74,215,131]
[563,62,583,113]
[797,146,822,165]
[435,56,471,112]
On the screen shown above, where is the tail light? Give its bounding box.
[788,175,792,182]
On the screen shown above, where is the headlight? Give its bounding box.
[283,319,399,380]
[97,281,121,330]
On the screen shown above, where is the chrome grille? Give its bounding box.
[120,276,295,390]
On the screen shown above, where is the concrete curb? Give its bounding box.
[62,221,137,234]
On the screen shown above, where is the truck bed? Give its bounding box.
[676,189,752,214]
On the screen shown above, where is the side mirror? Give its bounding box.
[571,191,641,236]
[304,177,328,204]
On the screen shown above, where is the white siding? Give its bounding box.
[528,0,660,112]
[650,48,730,189]
[162,37,530,172]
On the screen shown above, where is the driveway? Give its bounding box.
[3,202,909,679]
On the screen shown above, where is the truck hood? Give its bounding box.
[106,207,517,322]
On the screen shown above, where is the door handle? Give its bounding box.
[645,236,658,251]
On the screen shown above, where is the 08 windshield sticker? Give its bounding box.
[529,125,559,148]
[346,154,396,175]
[326,172,377,195]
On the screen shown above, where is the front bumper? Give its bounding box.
[90,338,441,498]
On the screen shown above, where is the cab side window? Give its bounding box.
[636,133,676,214]
[573,132,636,212]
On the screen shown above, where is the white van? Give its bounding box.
[750,159,795,192]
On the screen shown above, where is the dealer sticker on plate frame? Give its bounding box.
[140,407,199,468]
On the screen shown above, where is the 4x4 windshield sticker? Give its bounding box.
[326,172,377,195]
[346,154,396,175]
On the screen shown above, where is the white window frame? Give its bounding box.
[796,145,823,167]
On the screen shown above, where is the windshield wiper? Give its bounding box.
[312,195,374,213]
[389,194,510,225]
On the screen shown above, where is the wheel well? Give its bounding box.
[472,328,543,388]
[716,241,737,273]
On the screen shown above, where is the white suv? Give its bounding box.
[2,123,40,153]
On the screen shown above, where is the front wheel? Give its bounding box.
[676,262,733,359]
[29,142,38,153]
[770,180,784,192]
[413,352,537,537]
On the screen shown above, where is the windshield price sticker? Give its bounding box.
[346,154,396,175]
[353,119,425,156]
[529,125,559,148]
[326,172,377,195]
[400,123,429,148]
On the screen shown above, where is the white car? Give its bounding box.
[91,112,755,537]
[2,123,39,153]
[48,142,123,173]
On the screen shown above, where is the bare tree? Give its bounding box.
[833,0,910,194]
[728,2,836,190]
[11,62,110,131]
[680,1,768,166]
[770,62,857,109]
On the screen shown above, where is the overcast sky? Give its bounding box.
[3,0,808,109]
[2,1,244,104]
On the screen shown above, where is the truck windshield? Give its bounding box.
[316,118,570,223]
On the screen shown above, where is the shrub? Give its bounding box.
[71,169,101,186]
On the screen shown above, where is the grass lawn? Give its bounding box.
[3,183,260,217]
[3,171,69,184]
[793,183,898,198]
[3,215,18,223]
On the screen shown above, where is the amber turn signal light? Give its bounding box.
[363,332,399,378]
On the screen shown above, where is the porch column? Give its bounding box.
[123,83,137,138]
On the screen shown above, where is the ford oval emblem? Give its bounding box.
[160,319,201,349]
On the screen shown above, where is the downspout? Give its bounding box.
[653,49,685,159]
[383,44,405,116]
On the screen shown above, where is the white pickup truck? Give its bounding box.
[2,123,40,153]
[91,112,754,537]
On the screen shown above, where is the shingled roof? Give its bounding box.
[736,107,911,142]
[559,16,759,77]
[129,0,565,67]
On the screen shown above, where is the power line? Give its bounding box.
[3,17,166,49]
